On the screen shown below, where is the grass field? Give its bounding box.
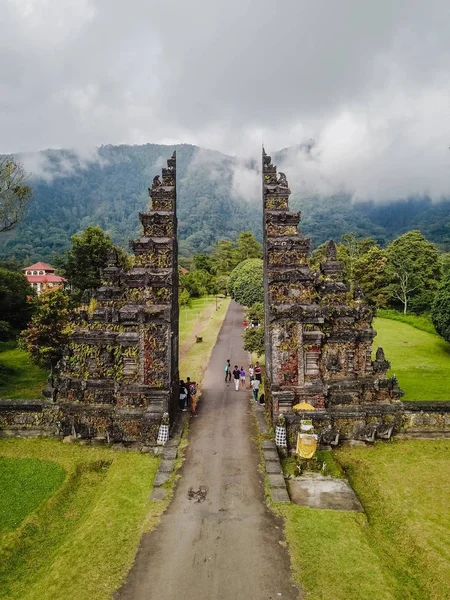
[279,439,450,600]
[0,343,47,400]
[0,457,65,531]
[179,295,219,346]
[0,440,160,600]
[179,297,230,383]
[373,317,450,400]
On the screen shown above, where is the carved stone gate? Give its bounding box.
[51,153,179,444]
[262,149,403,445]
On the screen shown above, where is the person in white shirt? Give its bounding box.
[251,378,260,402]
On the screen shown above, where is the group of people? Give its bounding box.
[179,377,197,413]
[224,359,263,402]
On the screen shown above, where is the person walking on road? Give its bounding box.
[248,363,254,381]
[232,365,241,391]
[225,359,232,383]
[254,361,262,383]
[186,377,198,414]
[240,366,246,388]
[251,377,260,403]
[179,380,188,411]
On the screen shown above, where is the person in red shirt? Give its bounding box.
[254,362,262,382]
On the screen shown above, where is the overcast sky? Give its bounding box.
[2,0,450,199]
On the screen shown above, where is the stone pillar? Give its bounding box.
[54,152,179,445]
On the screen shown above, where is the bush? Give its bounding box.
[228,258,263,307]
[243,326,265,356]
[0,320,13,341]
[431,275,450,342]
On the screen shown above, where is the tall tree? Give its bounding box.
[431,274,450,342]
[20,287,70,370]
[353,247,390,306]
[60,226,129,303]
[212,240,236,274]
[233,231,262,263]
[0,157,33,232]
[0,268,34,334]
[386,230,441,314]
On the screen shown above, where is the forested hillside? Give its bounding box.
[1,142,450,264]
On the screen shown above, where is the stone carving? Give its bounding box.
[52,153,179,444]
[262,147,403,446]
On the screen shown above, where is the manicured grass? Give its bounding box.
[373,317,450,400]
[279,440,450,600]
[179,295,219,345]
[179,297,230,383]
[0,457,65,531]
[0,345,47,400]
[0,439,160,600]
[377,309,437,335]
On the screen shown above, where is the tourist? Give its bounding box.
[179,380,188,411]
[248,363,254,381]
[232,365,241,391]
[254,361,262,382]
[224,359,232,383]
[251,377,260,403]
[240,366,246,388]
[186,377,198,414]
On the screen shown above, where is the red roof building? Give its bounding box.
[23,262,67,295]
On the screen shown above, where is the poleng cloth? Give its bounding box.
[296,433,318,459]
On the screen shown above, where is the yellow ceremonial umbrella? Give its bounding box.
[293,402,315,411]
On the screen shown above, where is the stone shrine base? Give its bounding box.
[287,474,364,512]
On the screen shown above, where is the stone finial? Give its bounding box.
[372,346,390,373]
[354,286,365,301]
[152,175,161,187]
[278,172,288,188]
[106,248,119,268]
[326,240,337,260]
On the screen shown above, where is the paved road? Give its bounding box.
[116,301,301,600]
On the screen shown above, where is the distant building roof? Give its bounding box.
[180,267,189,275]
[23,262,56,272]
[26,274,67,283]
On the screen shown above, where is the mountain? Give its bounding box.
[1,143,450,264]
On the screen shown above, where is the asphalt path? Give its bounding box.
[116,300,301,600]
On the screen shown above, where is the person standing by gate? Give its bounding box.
[225,359,232,383]
[251,377,260,403]
[232,365,241,391]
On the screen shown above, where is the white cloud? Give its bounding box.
[2,0,450,200]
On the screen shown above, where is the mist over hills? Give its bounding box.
[1,142,450,265]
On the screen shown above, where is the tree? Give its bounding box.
[193,253,216,274]
[353,247,390,306]
[60,226,129,303]
[212,240,236,274]
[0,157,33,232]
[228,258,263,306]
[233,231,262,263]
[386,231,441,314]
[340,234,377,292]
[431,274,450,342]
[243,326,265,356]
[0,267,34,334]
[20,287,71,370]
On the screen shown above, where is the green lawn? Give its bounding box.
[180,297,230,383]
[373,317,450,400]
[0,457,65,531]
[0,439,160,600]
[0,343,47,400]
[279,440,450,600]
[179,295,220,345]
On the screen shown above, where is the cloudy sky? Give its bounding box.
[2,0,450,199]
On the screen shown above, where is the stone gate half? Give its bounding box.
[262,149,403,444]
[51,152,179,444]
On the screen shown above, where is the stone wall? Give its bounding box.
[0,400,59,438]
